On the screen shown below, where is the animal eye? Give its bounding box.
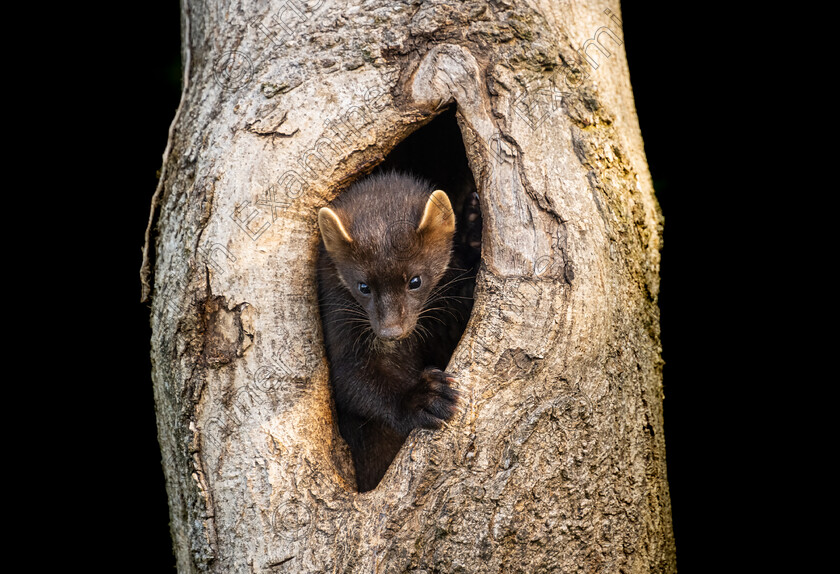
[358,282,371,295]
[408,276,422,290]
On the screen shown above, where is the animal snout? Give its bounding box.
[378,323,407,340]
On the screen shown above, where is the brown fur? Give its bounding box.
[316,171,474,491]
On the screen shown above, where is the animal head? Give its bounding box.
[318,172,455,341]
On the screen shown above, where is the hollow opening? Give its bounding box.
[319,105,482,492]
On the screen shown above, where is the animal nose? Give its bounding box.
[378,324,405,340]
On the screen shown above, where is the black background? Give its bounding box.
[107,2,756,571]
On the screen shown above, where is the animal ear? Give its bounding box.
[417,190,455,237]
[318,207,353,253]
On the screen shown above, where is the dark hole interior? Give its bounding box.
[322,106,483,492]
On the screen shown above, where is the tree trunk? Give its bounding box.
[143,0,674,572]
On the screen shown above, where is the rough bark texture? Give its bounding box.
[144,0,674,572]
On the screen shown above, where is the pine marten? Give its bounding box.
[316,170,480,492]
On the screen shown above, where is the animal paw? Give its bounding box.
[405,368,461,430]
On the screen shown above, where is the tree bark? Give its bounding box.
[143,0,674,572]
